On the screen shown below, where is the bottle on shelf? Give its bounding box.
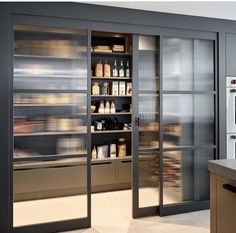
[119,61,124,77]
[95,60,103,77]
[105,100,110,113]
[112,60,118,77]
[98,100,105,113]
[125,61,130,77]
[110,100,116,113]
[110,143,116,158]
[104,60,111,78]
[92,146,97,159]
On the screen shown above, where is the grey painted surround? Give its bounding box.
[0,2,232,233]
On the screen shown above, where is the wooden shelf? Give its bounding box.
[164,132,181,137]
[91,155,132,163]
[92,130,132,134]
[14,103,79,107]
[91,76,131,80]
[14,155,132,170]
[91,51,132,56]
[14,54,82,60]
[14,131,87,137]
[91,112,131,116]
[91,95,132,98]
[14,74,85,79]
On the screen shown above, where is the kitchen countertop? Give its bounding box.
[208,159,236,181]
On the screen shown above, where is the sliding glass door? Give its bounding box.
[160,37,216,215]
[133,33,217,217]
[13,20,90,232]
[133,35,160,217]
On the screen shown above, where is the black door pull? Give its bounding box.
[223,183,236,194]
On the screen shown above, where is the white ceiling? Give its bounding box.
[83,1,236,21]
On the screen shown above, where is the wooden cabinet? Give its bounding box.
[14,157,132,201]
[210,172,236,233]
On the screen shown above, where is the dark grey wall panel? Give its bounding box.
[218,33,226,159]
[0,8,12,233]
[226,33,236,76]
[0,2,234,33]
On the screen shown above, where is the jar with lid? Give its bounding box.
[118,138,126,157]
[92,82,100,95]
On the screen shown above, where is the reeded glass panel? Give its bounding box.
[163,38,214,91]
[163,38,193,91]
[139,151,159,208]
[163,94,215,148]
[139,35,159,150]
[13,25,88,227]
[163,149,214,205]
[194,40,214,91]
[14,93,87,159]
[14,25,87,91]
[138,35,159,208]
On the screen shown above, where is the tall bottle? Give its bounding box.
[125,61,130,77]
[92,146,97,159]
[119,61,124,77]
[112,60,118,77]
[95,60,103,77]
[104,60,111,78]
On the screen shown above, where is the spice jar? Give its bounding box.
[118,138,126,157]
[92,82,100,95]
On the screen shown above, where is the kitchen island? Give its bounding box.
[208,159,236,233]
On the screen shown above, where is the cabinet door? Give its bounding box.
[226,33,236,76]
[217,179,236,233]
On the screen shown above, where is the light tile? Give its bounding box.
[93,226,137,233]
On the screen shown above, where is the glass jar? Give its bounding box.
[118,138,126,157]
[92,82,100,95]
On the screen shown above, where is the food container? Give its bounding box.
[118,138,126,157]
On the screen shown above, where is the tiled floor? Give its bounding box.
[63,189,210,233]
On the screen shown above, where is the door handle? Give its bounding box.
[223,184,236,194]
[230,89,236,93]
[135,117,140,126]
[230,135,236,139]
